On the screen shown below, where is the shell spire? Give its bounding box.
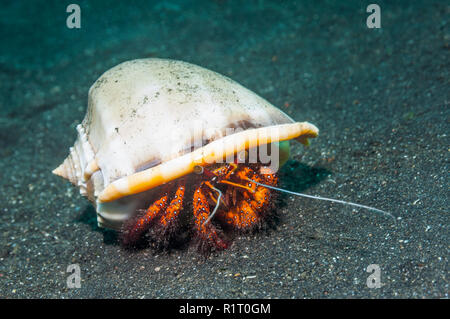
[52,124,96,197]
[52,147,81,186]
[52,162,66,179]
[52,157,74,184]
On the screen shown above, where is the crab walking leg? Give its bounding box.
[121,192,169,246]
[153,183,185,240]
[193,185,228,252]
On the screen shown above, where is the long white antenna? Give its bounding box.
[248,178,395,221]
[203,186,223,226]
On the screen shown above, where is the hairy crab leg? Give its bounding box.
[193,184,228,252]
[154,182,185,239]
[121,191,169,246]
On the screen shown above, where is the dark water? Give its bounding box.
[0,0,448,298]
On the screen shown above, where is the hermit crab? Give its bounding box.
[53,58,321,252]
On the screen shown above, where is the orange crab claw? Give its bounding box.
[217,165,278,230]
[220,200,261,230]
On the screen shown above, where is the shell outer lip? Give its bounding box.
[97,122,319,203]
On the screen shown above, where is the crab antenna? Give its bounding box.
[247,178,395,221]
[203,186,223,226]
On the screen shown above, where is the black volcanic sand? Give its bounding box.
[0,0,448,298]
